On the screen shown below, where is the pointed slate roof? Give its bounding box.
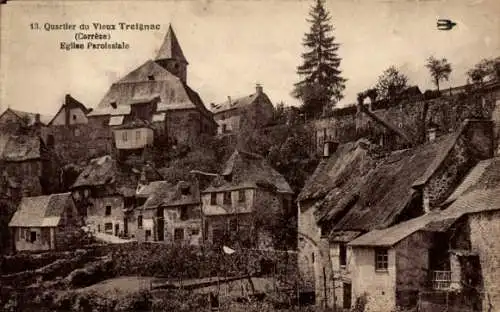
[155,25,188,64]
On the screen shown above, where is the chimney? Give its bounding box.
[227,96,231,104]
[427,127,437,142]
[35,113,40,124]
[256,83,263,95]
[323,140,338,158]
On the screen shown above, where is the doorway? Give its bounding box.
[123,217,128,237]
[343,283,352,309]
[156,207,164,241]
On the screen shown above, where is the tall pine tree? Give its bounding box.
[293,0,346,118]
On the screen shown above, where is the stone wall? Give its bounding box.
[395,231,434,308]
[166,109,202,146]
[297,200,321,296]
[350,247,397,312]
[312,85,500,154]
[424,120,494,209]
[48,120,112,165]
[469,210,500,311]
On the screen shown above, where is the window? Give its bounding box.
[223,192,231,205]
[375,248,389,271]
[174,228,184,241]
[73,115,77,121]
[98,224,101,232]
[222,124,227,133]
[210,193,217,205]
[136,130,141,140]
[191,228,200,236]
[180,207,188,221]
[104,223,113,233]
[105,205,111,216]
[148,75,155,81]
[238,190,246,203]
[312,252,315,264]
[122,131,128,141]
[229,219,238,232]
[339,244,347,267]
[47,135,55,147]
[145,230,151,237]
[30,231,37,243]
[137,215,143,229]
[74,128,80,137]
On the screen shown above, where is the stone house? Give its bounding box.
[8,193,81,251]
[211,84,274,135]
[297,119,494,309]
[70,155,163,238]
[92,25,216,148]
[0,132,60,197]
[348,157,500,312]
[0,108,52,140]
[201,150,293,249]
[45,94,111,164]
[134,180,201,244]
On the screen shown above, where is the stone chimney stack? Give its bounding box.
[35,113,41,124]
[256,83,263,95]
[227,96,232,104]
[323,140,338,158]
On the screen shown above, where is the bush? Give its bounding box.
[65,257,115,288]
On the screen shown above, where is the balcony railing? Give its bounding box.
[432,270,452,290]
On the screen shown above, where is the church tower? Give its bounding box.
[155,24,188,83]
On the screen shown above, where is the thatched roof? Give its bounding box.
[203,150,293,194]
[9,193,73,227]
[331,132,459,233]
[349,157,500,248]
[211,92,271,114]
[71,155,163,196]
[139,180,200,209]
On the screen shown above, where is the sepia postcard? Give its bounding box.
[0,0,499,311]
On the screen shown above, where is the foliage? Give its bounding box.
[350,293,368,312]
[466,57,500,83]
[152,290,208,312]
[0,200,16,254]
[267,126,319,193]
[425,56,452,91]
[292,0,346,117]
[375,66,409,99]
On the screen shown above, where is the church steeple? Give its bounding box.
[155,24,188,83]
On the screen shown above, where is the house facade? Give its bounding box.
[134,180,202,244]
[201,150,293,249]
[211,84,274,135]
[8,193,81,251]
[297,119,495,309]
[70,155,163,239]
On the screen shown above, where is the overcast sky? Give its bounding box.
[1,0,499,116]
